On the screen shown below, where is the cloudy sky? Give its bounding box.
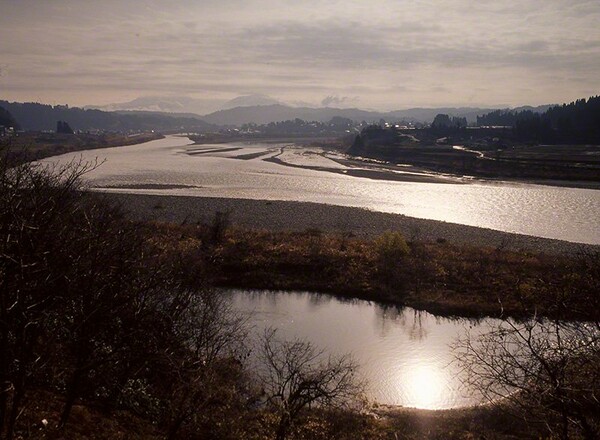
[1,0,599,112]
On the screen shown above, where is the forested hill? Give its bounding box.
[0,100,215,132]
[0,106,20,130]
[477,96,600,144]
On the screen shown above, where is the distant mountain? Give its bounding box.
[112,109,208,120]
[88,94,551,127]
[88,94,283,115]
[200,104,387,126]
[14,97,557,131]
[220,94,281,109]
[0,100,215,132]
[87,96,224,115]
[200,104,503,126]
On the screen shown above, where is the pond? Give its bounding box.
[226,289,504,410]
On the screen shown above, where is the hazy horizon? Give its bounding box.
[1,0,599,112]
[0,93,558,115]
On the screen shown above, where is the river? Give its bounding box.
[38,136,599,408]
[40,135,600,244]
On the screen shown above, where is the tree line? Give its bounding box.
[477,95,600,144]
[0,101,214,133]
[0,107,20,131]
[239,117,356,136]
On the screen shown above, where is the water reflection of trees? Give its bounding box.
[306,291,333,309]
[374,305,430,340]
[373,304,485,341]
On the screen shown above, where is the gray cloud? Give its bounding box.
[0,0,599,109]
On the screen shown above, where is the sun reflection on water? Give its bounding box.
[403,365,448,409]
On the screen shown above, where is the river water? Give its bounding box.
[228,289,501,410]
[41,135,600,244]
[39,137,598,408]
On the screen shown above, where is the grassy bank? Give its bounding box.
[147,220,599,321]
[2,131,163,164]
[15,389,550,440]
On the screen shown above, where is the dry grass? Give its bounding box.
[145,221,596,320]
[16,390,550,440]
[3,132,163,164]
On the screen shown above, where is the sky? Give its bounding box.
[1,0,599,112]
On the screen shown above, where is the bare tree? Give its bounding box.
[257,328,364,440]
[161,288,249,440]
[455,317,600,439]
[0,156,100,439]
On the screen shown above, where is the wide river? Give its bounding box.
[229,289,501,409]
[42,135,600,244]
[40,136,597,408]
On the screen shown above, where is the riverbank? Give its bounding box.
[332,153,600,190]
[104,193,600,320]
[189,135,600,189]
[104,193,597,255]
[3,131,164,164]
[15,389,545,440]
[349,126,600,188]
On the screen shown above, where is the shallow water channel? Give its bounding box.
[227,289,504,410]
[41,135,600,244]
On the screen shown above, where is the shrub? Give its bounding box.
[375,231,410,264]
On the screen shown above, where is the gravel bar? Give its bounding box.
[104,193,598,256]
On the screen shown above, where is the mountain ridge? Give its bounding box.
[88,95,553,126]
[199,104,544,126]
[0,100,215,132]
[4,98,554,131]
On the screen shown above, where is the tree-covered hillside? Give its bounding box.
[0,106,20,130]
[477,96,600,144]
[0,101,215,132]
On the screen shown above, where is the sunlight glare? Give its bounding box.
[404,365,447,409]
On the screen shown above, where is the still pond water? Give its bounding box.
[227,289,501,410]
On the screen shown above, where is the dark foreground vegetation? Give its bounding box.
[1,146,598,438]
[0,153,373,439]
